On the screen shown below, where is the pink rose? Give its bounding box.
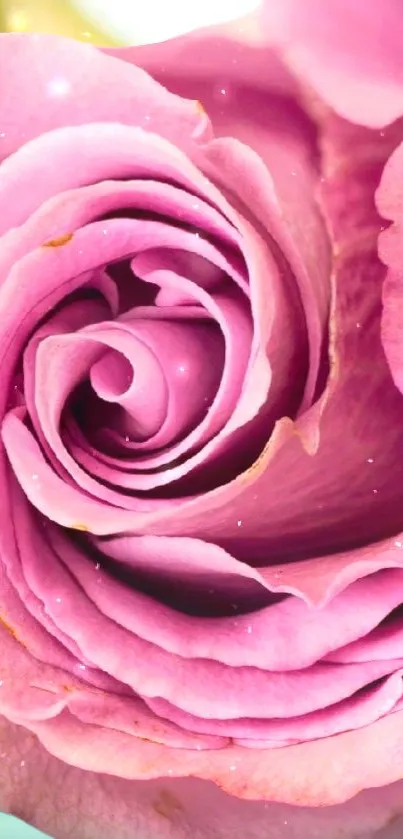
[2,2,403,836]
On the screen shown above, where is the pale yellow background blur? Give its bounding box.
[0,0,118,44]
[0,0,260,45]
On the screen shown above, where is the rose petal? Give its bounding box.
[5,495,403,727]
[0,122,219,236]
[0,32,209,167]
[18,706,403,806]
[3,717,403,839]
[261,0,403,129]
[148,672,403,745]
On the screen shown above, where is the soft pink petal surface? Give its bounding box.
[261,0,403,128]
[2,718,403,839]
[0,32,208,166]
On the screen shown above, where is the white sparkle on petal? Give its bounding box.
[395,541,403,548]
[47,77,72,98]
[367,458,374,463]
[237,519,243,527]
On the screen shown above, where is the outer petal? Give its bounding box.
[0,32,208,165]
[2,718,403,838]
[261,0,403,129]
[11,709,403,810]
[104,26,297,98]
